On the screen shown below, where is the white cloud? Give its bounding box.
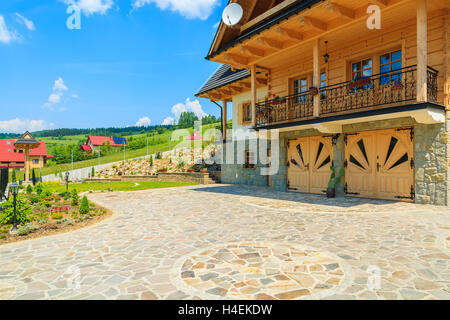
[0,118,54,134]
[0,15,18,44]
[133,0,219,20]
[53,77,68,92]
[62,0,114,16]
[72,94,79,99]
[171,98,208,121]
[162,117,174,125]
[48,93,62,104]
[15,13,35,31]
[135,116,152,127]
[43,77,71,111]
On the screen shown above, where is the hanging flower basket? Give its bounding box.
[347,76,371,92]
[309,87,319,96]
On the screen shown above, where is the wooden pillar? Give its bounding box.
[313,39,320,117]
[250,64,257,127]
[222,100,227,141]
[24,148,30,182]
[416,0,428,102]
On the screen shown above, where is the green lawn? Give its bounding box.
[44,181,197,193]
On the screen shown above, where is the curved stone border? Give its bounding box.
[170,242,354,300]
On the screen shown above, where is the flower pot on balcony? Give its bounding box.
[200,168,208,173]
[309,87,319,96]
[392,83,404,91]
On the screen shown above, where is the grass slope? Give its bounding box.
[45,181,197,193]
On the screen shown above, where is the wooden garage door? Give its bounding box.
[344,128,414,202]
[288,136,333,194]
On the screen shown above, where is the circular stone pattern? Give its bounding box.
[172,243,352,300]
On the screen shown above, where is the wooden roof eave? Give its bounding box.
[207,0,415,69]
[197,77,267,102]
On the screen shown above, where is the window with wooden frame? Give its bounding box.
[244,150,256,169]
[380,50,402,85]
[242,102,252,124]
[352,58,373,80]
[292,77,308,102]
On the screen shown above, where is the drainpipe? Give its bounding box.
[211,100,224,141]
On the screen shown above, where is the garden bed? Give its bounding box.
[0,184,111,245]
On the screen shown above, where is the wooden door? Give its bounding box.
[287,136,333,194]
[310,136,333,194]
[287,137,309,192]
[376,129,414,201]
[345,131,377,198]
[345,128,414,201]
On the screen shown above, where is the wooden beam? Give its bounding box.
[229,85,243,93]
[240,81,251,88]
[276,27,303,41]
[257,37,284,50]
[223,53,248,66]
[251,64,257,127]
[256,78,268,86]
[313,38,320,118]
[372,0,388,8]
[326,2,355,21]
[417,0,427,102]
[299,16,327,31]
[240,45,265,58]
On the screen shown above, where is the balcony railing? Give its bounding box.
[256,92,314,127]
[255,66,439,128]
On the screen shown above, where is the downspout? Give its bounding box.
[211,100,224,141]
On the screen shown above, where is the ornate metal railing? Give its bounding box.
[255,91,314,126]
[320,65,439,115]
[254,65,439,128]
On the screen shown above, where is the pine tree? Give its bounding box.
[71,189,79,206]
[91,167,95,177]
[149,156,153,167]
[79,196,90,215]
[11,169,16,182]
[31,169,36,186]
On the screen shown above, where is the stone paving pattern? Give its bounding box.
[0,185,449,300]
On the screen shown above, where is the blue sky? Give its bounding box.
[0,0,228,133]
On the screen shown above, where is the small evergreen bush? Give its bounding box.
[79,196,90,215]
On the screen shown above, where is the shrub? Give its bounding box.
[91,167,95,177]
[11,169,16,182]
[17,223,38,236]
[71,189,79,206]
[26,184,33,194]
[79,215,91,222]
[51,211,63,220]
[79,196,90,215]
[0,195,32,225]
[31,169,37,186]
[29,195,39,204]
[35,183,43,195]
[38,218,48,225]
[149,156,153,167]
[65,220,74,226]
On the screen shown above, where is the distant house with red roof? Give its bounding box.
[186,131,203,141]
[0,139,53,170]
[81,136,128,152]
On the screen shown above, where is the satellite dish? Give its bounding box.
[222,3,243,27]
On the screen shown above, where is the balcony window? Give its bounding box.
[242,102,252,123]
[33,159,39,164]
[293,78,308,102]
[380,50,402,85]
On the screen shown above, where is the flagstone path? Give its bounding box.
[0,185,449,300]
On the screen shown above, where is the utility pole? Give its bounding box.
[71,150,74,171]
[98,146,100,166]
[146,133,149,158]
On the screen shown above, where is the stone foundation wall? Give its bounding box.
[221,115,449,206]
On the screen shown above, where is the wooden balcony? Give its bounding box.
[255,66,440,128]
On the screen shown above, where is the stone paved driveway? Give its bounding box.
[0,185,449,300]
